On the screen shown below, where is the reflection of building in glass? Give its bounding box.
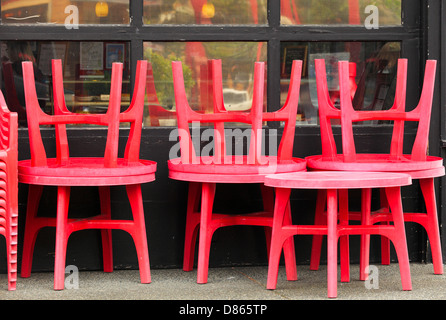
[1,0,129,24]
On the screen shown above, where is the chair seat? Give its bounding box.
[264,171,412,190]
[306,154,444,178]
[18,158,157,186]
[168,156,306,183]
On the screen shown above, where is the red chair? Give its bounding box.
[0,90,18,291]
[19,59,157,290]
[169,59,306,284]
[265,171,412,298]
[307,58,444,280]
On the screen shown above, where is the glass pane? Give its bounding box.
[280,41,401,124]
[281,0,401,25]
[143,41,267,126]
[1,40,130,125]
[1,0,129,25]
[143,0,267,25]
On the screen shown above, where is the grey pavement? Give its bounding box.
[1,262,445,300]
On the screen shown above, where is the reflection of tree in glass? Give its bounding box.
[144,48,195,108]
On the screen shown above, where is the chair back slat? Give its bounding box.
[315,59,340,160]
[411,59,437,161]
[51,59,70,164]
[22,59,147,168]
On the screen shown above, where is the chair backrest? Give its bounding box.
[0,89,18,221]
[315,58,436,162]
[172,59,302,165]
[212,59,302,161]
[22,59,147,167]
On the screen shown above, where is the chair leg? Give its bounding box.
[126,184,151,284]
[261,185,274,257]
[283,200,298,281]
[310,189,326,271]
[54,186,71,290]
[359,188,371,281]
[339,189,350,282]
[267,187,292,290]
[4,208,18,290]
[261,185,297,281]
[99,186,113,273]
[379,189,391,265]
[21,185,44,278]
[419,178,443,275]
[326,189,339,298]
[6,235,17,290]
[385,186,412,291]
[196,182,216,284]
[183,182,201,272]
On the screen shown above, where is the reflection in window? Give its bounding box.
[280,41,401,124]
[143,0,267,25]
[1,0,129,25]
[143,41,267,127]
[1,41,130,125]
[281,0,401,25]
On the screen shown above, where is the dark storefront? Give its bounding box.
[0,0,444,276]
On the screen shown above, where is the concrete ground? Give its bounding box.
[1,262,445,300]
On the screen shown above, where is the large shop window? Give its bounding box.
[0,0,407,128]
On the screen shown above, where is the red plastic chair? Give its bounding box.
[0,90,18,291]
[307,58,444,280]
[169,59,306,283]
[265,171,412,298]
[19,59,157,290]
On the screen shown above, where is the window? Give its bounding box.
[1,0,129,24]
[143,41,266,126]
[143,0,267,25]
[1,40,130,117]
[0,0,418,128]
[281,0,401,25]
[281,41,401,124]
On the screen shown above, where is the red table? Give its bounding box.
[264,171,413,298]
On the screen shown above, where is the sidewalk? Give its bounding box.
[1,263,445,300]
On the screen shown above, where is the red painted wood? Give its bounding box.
[170,59,305,283]
[307,58,444,278]
[18,59,156,290]
[264,171,412,298]
[0,90,18,290]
